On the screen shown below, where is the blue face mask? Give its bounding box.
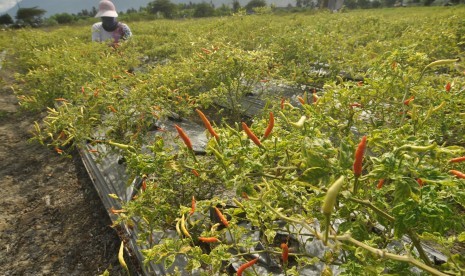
[101,17,118,31]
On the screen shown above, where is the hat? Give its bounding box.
[95,0,118,18]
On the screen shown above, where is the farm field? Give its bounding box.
[1,6,465,275]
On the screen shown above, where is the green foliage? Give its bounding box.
[0,13,14,25]
[4,7,465,275]
[16,7,46,26]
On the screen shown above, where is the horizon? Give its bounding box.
[0,0,295,16]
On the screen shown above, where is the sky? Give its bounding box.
[0,0,17,13]
[0,0,294,16]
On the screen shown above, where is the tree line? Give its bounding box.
[0,0,461,27]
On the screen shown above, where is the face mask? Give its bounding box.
[101,17,118,32]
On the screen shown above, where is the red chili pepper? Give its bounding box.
[357,81,363,86]
[280,98,285,110]
[192,169,200,177]
[195,109,219,141]
[281,243,289,265]
[263,112,274,140]
[312,91,318,103]
[174,124,193,150]
[55,147,64,154]
[416,178,424,188]
[445,82,451,92]
[214,206,229,227]
[376,179,385,189]
[449,156,465,163]
[297,96,305,105]
[236,258,258,276]
[353,136,367,177]
[403,96,415,105]
[450,170,465,179]
[190,196,196,215]
[242,122,262,147]
[199,237,220,243]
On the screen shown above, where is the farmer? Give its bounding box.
[92,0,132,44]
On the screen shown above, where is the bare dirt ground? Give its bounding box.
[0,72,125,274]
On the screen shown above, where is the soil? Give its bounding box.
[0,71,125,274]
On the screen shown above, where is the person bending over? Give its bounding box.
[92,0,132,44]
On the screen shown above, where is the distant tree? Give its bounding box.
[232,0,241,11]
[126,8,138,14]
[51,13,75,24]
[193,2,215,17]
[91,7,98,17]
[245,0,267,12]
[0,13,14,25]
[296,0,314,7]
[16,7,46,26]
[217,3,232,15]
[148,0,178,18]
[358,0,370,8]
[77,9,90,17]
[371,0,382,7]
[382,0,396,6]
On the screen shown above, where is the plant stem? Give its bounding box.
[353,177,360,195]
[335,234,446,276]
[348,197,431,265]
[348,197,395,222]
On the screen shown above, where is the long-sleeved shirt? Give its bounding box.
[91,22,132,43]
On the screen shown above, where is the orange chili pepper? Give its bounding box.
[190,196,196,215]
[214,206,229,227]
[376,179,385,189]
[353,136,367,177]
[262,112,274,140]
[174,124,193,150]
[201,48,211,54]
[242,122,262,147]
[236,258,258,276]
[450,170,465,179]
[449,156,465,163]
[445,82,451,92]
[192,169,200,177]
[199,237,220,243]
[297,96,305,105]
[141,177,147,192]
[417,178,424,188]
[195,109,219,140]
[280,98,285,110]
[281,243,289,265]
[403,96,415,105]
[108,105,117,113]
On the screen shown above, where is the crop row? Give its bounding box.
[2,7,465,275]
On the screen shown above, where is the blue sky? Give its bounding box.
[0,0,294,16]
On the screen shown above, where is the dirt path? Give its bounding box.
[0,74,125,274]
